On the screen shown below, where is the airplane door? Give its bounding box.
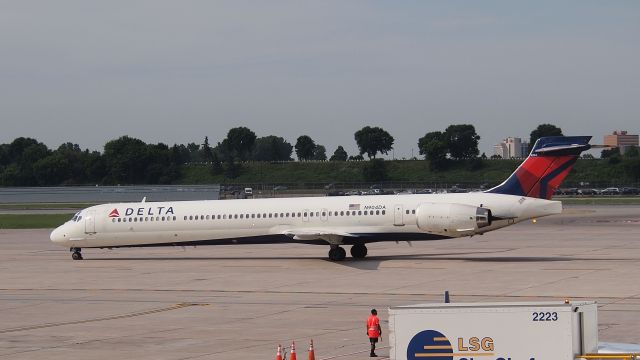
[303,209,309,222]
[321,208,328,222]
[85,210,96,233]
[394,205,404,226]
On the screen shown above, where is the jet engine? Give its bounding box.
[416,203,492,236]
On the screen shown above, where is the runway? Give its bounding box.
[1,205,639,359]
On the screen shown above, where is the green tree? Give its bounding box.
[444,124,480,159]
[221,127,257,161]
[201,136,214,163]
[251,136,293,161]
[329,146,348,161]
[354,126,394,159]
[312,145,327,161]
[295,135,316,161]
[33,153,71,185]
[103,136,149,184]
[601,147,620,158]
[529,124,563,150]
[624,146,639,158]
[418,131,448,170]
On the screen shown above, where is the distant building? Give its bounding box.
[494,137,530,158]
[603,131,639,154]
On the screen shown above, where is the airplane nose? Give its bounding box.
[50,226,66,244]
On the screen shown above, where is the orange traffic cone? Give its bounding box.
[308,339,315,360]
[276,344,283,360]
[290,341,297,360]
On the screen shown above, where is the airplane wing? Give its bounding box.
[281,228,358,242]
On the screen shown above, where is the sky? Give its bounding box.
[1,1,639,158]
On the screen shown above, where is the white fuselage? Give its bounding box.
[50,192,562,249]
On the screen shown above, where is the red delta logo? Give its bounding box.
[108,209,120,218]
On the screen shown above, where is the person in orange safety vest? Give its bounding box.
[366,308,382,357]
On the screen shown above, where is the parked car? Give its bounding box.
[415,188,434,194]
[563,188,579,196]
[621,187,640,195]
[447,186,468,193]
[601,187,620,195]
[326,190,346,196]
[345,190,361,196]
[578,188,599,195]
[273,185,288,191]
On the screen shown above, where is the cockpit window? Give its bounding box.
[71,212,80,222]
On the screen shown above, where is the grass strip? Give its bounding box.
[0,214,72,229]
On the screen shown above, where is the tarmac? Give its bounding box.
[0,205,639,360]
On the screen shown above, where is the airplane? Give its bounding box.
[50,136,592,261]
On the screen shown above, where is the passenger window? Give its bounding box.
[316,212,319,217]
[162,216,166,221]
[134,218,138,222]
[406,210,409,215]
[310,212,314,217]
[257,214,261,218]
[322,212,326,217]
[234,214,238,219]
[218,215,221,219]
[269,213,272,218]
[382,210,386,215]
[112,218,116,223]
[346,212,350,216]
[280,213,284,217]
[263,213,267,218]
[376,210,380,215]
[412,210,416,214]
[340,211,344,216]
[297,212,301,217]
[206,215,210,220]
[240,214,244,219]
[173,216,176,221]
[252,214,255,218]
[364,211,368,215]
[358,211,361,216]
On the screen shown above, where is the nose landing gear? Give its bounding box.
[70,248,83,260]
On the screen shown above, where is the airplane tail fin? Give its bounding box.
[486,136,592,200]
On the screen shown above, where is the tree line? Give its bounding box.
[1,123,624,186]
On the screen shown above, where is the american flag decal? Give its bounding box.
[348,204,360,211]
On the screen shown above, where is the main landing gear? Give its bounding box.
[70,247,83,260]
[328,244,368,261]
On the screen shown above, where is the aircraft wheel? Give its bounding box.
[350,244,368,259]
[328,246,346,261]
[71,251,83,261]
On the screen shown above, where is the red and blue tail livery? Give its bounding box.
[487,136,592,200]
